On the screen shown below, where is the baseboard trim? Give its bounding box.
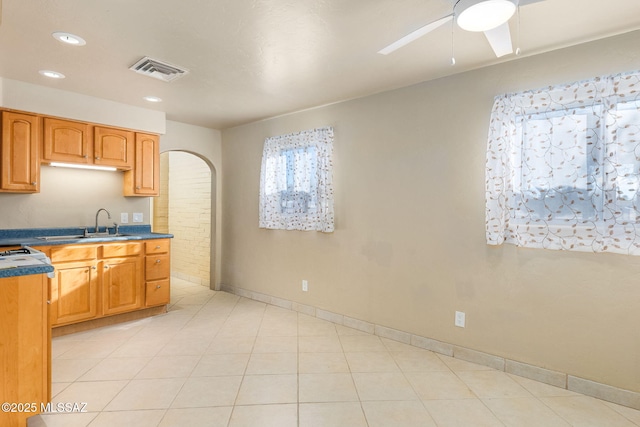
[220,283,640,410]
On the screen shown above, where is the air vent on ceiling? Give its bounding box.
[129,57,189,83]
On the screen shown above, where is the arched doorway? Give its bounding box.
[153,151,215,289]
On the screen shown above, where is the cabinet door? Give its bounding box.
[124,133,160,196]
[50,260,99,326]
[0,274,49,427]
[102,256,143,316]
[43,118,92,163]
[94,126,134,169]
[0,111,39,192]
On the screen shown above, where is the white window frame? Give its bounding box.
[485,71,640,255]
[259,127,334,232]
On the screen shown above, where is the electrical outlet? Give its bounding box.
[455,311,466,328]
[133,213,143,223]
[302,280,308,292]
[120,213,129,224]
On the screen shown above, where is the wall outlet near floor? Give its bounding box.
[302,280,308,292]
[120,213,129,224]
[455,311,466,328]
[133,213,143,223]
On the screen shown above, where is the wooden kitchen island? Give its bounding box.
[0,262,53,427]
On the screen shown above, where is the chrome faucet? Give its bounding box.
[95,208,112,234]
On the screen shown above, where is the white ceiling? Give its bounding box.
[1,0,639,129]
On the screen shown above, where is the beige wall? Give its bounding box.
[0,78,165,229]
[160,120,222,289]
[0,166,149,229]
[221,30,640,393]
[166,152,212,286]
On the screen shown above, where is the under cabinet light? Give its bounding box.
[49,162,117,172]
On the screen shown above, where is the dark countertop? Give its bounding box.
[0,225,173,247]
[0,262,54,279]
[0,225,172,279]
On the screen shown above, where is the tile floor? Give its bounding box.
[36,278,640,427]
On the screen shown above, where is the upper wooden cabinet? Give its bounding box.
[94,126,135,169]
[0,111,40,193]
[124,133,160,196]
[42,117,92,164]
[0,108,160,195]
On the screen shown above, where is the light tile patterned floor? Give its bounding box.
[37,278,640,427]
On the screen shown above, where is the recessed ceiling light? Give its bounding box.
[52,31,86,46]
[39,70,65,79]
[143,96,162,103]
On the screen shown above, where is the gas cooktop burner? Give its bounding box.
[0,248,32,257]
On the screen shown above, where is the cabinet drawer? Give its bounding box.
[146,254,170,280]
[50,245,98,263]
[102,242,142,258]
[145,239,170,254]
[145,279,170,307]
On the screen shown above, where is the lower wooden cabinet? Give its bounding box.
[145,239,171,307]
[102,257,143,315]
[0,273,50,427]
[50,259,99,325]
[146,279,171,307]
[40,239,169,328]
[47,245,99,326]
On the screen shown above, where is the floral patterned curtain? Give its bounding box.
[486,70,640,255]
[259,127,334,232]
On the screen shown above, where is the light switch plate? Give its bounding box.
[133,213,143,223]
[120,213,129,224]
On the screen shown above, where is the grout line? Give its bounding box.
[221,283,640,411]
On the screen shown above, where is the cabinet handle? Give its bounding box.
[95,157,101,160]
[91,266,97,270]
[31,182,37,186]
[136,186,141,190]
[156,285,162,289]
[156,259,161,263]
[104,265,109,269]
[155,245,161,249]
[83,155,88,158]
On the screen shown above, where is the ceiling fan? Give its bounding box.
[378,0,545,59]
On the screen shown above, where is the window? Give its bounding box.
[259,127,334,232]
[486,71,640,254]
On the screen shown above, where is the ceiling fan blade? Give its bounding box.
[483,22,513,57]
[378,15,453,55]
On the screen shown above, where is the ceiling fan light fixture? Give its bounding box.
[455,0,516,32]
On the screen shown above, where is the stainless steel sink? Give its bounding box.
[36,234,133,241]
[36,235,85,241]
